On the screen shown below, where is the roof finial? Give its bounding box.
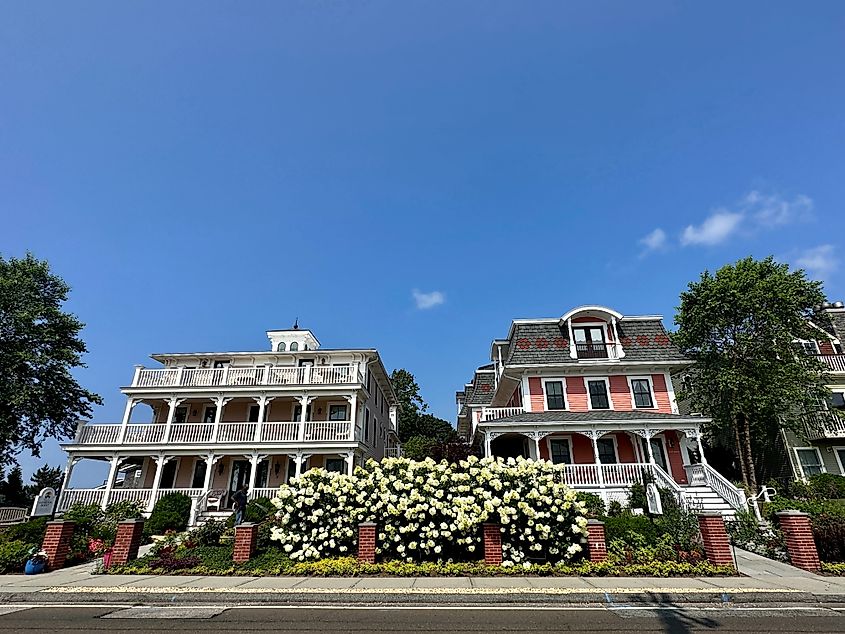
[293,318,299,330]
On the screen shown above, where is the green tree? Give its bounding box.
[0,254,101,465]
[0,465,28,507]
[389,369,456,445]
[673,256,829,493]
[25,464,64,502]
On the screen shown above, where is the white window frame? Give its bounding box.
[795,339,820,355]
[545,435,574,465]
[628,376,657,409]
[595,434,620,464]
[542,378,568,411]
[584,377,613,411]
[327,401,349,422]
[794,447,826,479]
[832,446,845,476]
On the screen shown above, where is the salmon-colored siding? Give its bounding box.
[565,377,589,411]
[572,434,595,463]
[609,376,633,410]
[651,374,673,413]
[615,433,637,462]
[528,377,545,412]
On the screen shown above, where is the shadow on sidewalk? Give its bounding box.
[643,592,719,633]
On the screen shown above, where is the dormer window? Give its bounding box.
[277,342,286,352]
[290,342,299,351]
[574,327,608,359]
[797,340,819,355]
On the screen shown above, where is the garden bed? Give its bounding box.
[105,546,735,577]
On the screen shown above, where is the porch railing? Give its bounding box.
[248,488,279,501]
[56,488,106,512]
[132,364,363,389]
[818,354,845,373]
[57,487,208,513]
[805,411,845,439]
[481,407,524,421]
[70,420,355,445]
[575,342,620,360]
[684,463,748,512]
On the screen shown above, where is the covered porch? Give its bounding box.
[56,449,360,516]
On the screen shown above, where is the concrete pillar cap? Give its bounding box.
[586,518,605,525]
[775,510,810,517]
[358,521,376,527]
[696,511,725,518]
[236,522,256,528]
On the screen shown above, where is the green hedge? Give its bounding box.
[145,493,192,536]
[0,540,36,574]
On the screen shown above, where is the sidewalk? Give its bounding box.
[1,549,843,606]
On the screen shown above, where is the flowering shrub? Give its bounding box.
[270,456,589,566]
[726,510,788,562]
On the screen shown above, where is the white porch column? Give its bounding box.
[101,455,121,510]
[202,453,218,494]
[695,432,708,466]
[247,453,266,495]
[163,397,182,443]
[297,396,312,442]
[588,431,607,491]
[483,432,492,458]
[253,395,269,442]
[645,433,656,464]
[347,393,358,441]
[294,453,311,479]
[148,455,171,513]
[60,456,80,492]
[118,398,136,443]
[344,452,355,477]
[210,396,229,442]
[528,432,541,461]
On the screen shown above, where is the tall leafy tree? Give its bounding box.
[389,369,456,445]
[673,256,829,493]
[0,254,102,465]
[0,465,28,507]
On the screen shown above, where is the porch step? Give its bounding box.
[682,486,738,518]
[194,511,233,527]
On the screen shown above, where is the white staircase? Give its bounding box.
[682,485,738,518]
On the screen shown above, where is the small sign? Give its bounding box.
[31,487,57,517]
[646,483,663,515]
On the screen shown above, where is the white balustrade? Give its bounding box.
[77,425,121,444]
[685,462,747,512]
[57,489,105,511]
[122,424,166,444]
[601,463,650,486]
[132,364,361,388]
[820,355,845,372]
[303,421,352,441]
[169,423,214,443]
[481,407,524,421]
[260,422,298,442]
[561,464,602,486]
[106,488,154,507]
[217,423,258,443]
[248,488,279,500]
[150,488,204,507]
[384,447,403,458]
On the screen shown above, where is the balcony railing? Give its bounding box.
[132,364,363,389]
[481,407,525,421]
[805,411,845,439]
[70,420,355,446]
[575,342,619,360]
[819,355,845,373]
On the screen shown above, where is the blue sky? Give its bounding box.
[2,2,844,485]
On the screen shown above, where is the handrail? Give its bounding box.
[647,463,686,507]
[686,463,747,512]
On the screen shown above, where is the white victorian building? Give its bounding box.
[58,326,400,522]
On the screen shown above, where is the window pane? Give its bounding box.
[546,381,565,410]
[597,438,617,464]
[588,380,609,409]
[588,328,605,343]
[830,393,845,410]
[573,328,587,343]
[632,379,654,408]
[797,449,823,476]
[329,405,348,420]
[325,458,344,473]
[550,439,571,464]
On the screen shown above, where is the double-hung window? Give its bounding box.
[597,438,617,464]
[631,378,654,408]
[329,404,348,421]
[545,381,566,410]
[795,448,824,477]
[587,380,610,409]
[549,439,572,464]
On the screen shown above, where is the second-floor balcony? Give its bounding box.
[806,411,845,439]
[71,419,356,446]
[818,354,845,373]
[575,342,619,360]
[481,407,525,422]
[130,364,363,390]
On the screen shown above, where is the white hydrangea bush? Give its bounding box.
[270,456,589,566]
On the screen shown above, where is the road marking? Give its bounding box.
[0,607,32,616]
[102,606,228,619]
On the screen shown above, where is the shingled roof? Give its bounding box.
[466,369,496,405]
[504,318,686,365]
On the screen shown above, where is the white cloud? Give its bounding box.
[412,289,445,310]
[639,228,667,253]
[745,190,813,228]
[680,211,744,246]
[795,245,838,280]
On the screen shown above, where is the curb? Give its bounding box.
[2,589,843,606]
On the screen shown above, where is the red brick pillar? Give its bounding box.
[776,510,820,572]
[41,520,76,571]
[483,523,503,565]
[586,519,607,562]
[111,519,145,566]
[357,522,376,564]
[233,523,258,563]
[697,512,735,569]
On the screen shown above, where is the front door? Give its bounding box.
[202,406,216,424]
[160,459,178,489]
[228,460,251,508]
[641,437,670,473]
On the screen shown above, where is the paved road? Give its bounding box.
[0,605,843,633]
